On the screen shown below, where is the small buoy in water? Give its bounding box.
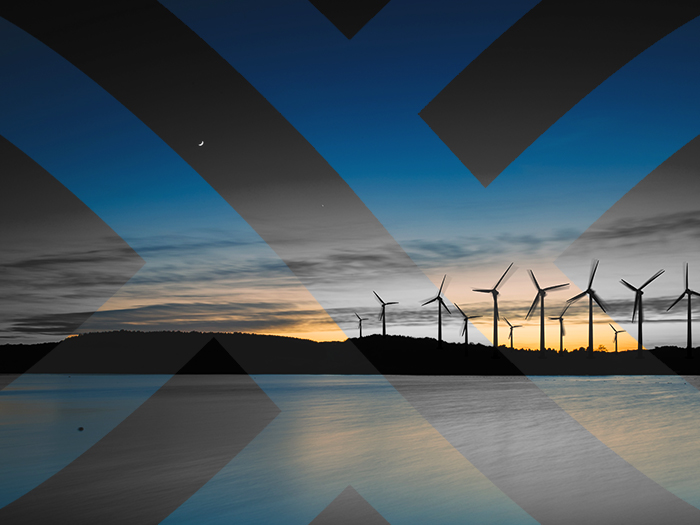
[78,427,84,432]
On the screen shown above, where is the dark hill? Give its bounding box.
[1,331,700,375]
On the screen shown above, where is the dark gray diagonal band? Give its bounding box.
[308,0,391,39]
[309,485,391,525]
[0,135,144,375]
[0,337,280,524]
[0,1,434,323]
[419,1,700,187]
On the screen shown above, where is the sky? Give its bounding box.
[2,1,700,350]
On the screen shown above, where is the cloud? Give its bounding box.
[403,228,580,267]
[8,311,95,335]
[77,301,338,335]
[564,211,700,255]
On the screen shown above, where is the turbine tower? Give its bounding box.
[474,263,515,353]
[610,323,625,353]
[666,263,699,359]
[567,259,608,359]
[422,275,451,348]
[454,304,481,348]
[620,269,664,358]
[549,302,570,353]
[503,317,522,349]
[373,291,398,337]
[525,270,569,357]
[354,312,368,338]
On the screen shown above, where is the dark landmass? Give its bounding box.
[1,331,699,376]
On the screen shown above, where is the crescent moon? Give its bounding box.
[198,140,204,146]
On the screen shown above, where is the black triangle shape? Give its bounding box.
[309,485,391,524]
[177,337,247,374]
[309,0,390,39]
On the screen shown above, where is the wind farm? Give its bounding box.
[610,323,625,353]
[549,303,569,354]
[621,269,665,358]
[373,291,398,337]
[473,263,515,356]
[6,255,700,377]
[339,259,699,360]
[567,259,608,358]
[454,304,480,350]
[422,275,451,348]
[525,270,569,357]
[667,263,700,358]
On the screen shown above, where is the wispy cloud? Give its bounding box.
[403,228,579,267]
[564,211,700,254]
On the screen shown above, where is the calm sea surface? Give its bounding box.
[1,374,700,524]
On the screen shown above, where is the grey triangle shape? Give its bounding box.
[309,0,390,39]
[309,485,391,525]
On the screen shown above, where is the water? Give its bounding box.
[1,374,700,524]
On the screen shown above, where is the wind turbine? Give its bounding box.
[666,263,699,359]
[502,317,522,349]
[422,275,451,348]
[454,304,481,349]
[474,263,515,353]
[549,302,570,353]
[354,312,368,338]
[525,270,569,356]
[620,269,664,358]
[373,291,398,337]
[610,323,625,353]
[567,259,608,358]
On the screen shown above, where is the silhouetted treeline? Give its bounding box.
[1,331,699,375]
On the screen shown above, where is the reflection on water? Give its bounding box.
[1,374,700,524]
[531,375,700,508]
[0,374,170,508]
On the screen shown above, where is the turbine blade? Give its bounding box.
[528,269,541,291]
[470,315,482,320]
[686,262,689,290]
[690,290,700,297]
[526,294,540,320]
[567,291,587,303]
[560,302,571,317]
[378,309,384,322]
[588,259,600,289]
[473,288,493,293]
[373,291,385,305]
[422,297,438,306]
[494,262,515,290]
[454,303,465,317]
[544,283,569,292]
[355,312,361,320]
[386,302,398,305]
[641,269,665,289]
[591,291,608,313]
[441,299,451,314]
[667,292,686,311]
[620,279,638,292]
[632,294,640,322]
[609,323,616,331]
[562,322,566,337]
[503,316,512,328]
[461,322,466,336]
[438,274,447,295]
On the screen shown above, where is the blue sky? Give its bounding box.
[2,1,700,348]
